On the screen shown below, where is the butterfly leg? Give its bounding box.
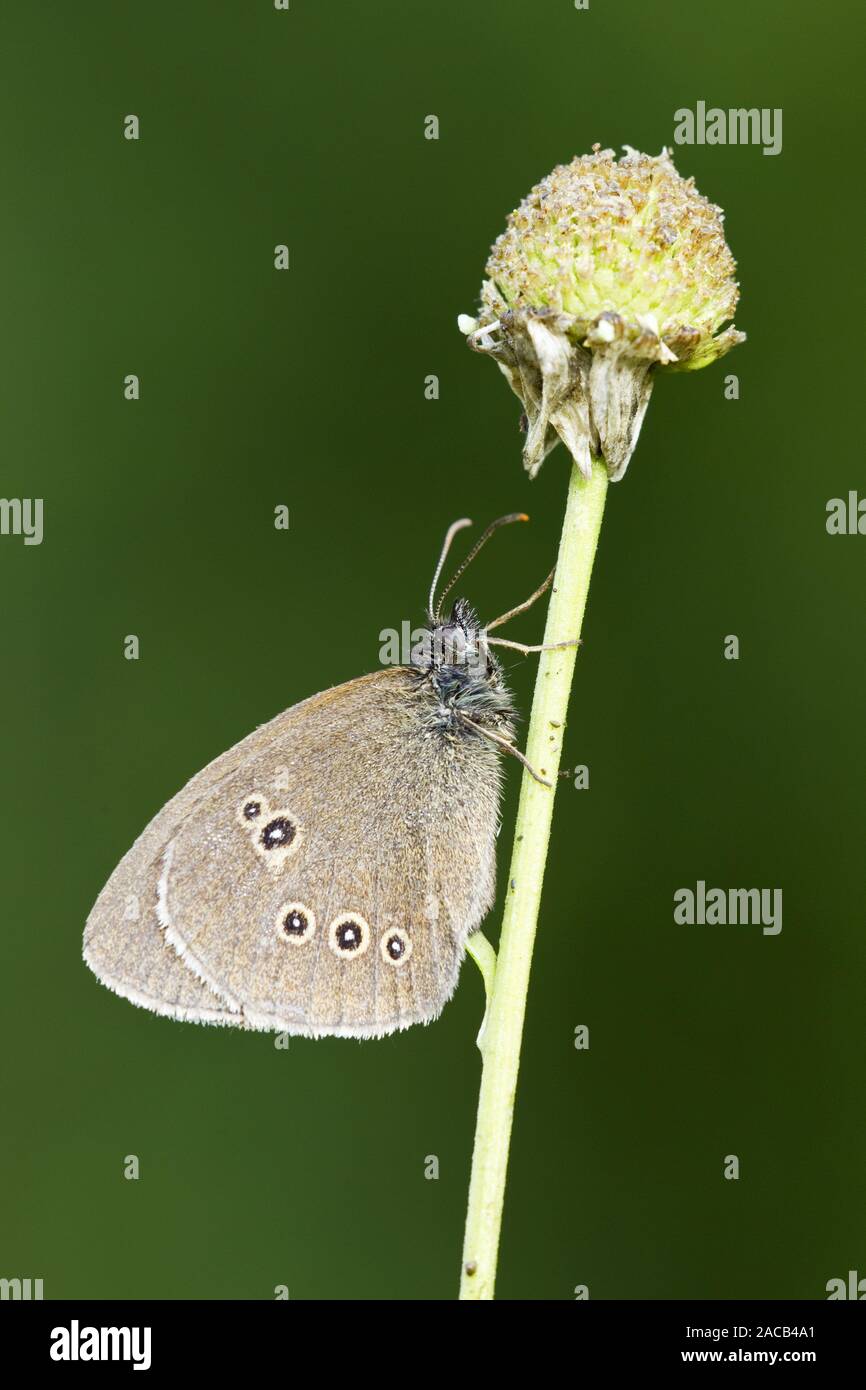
[487,636,580,657]
[485,568,555,632]
[459,715,553,788]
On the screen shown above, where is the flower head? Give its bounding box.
[459,145,744,480]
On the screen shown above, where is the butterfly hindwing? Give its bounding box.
[83,680,351,1026]
[83,747,251,1025]
[86,669,504,1038]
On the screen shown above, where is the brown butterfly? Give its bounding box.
[84,516,568,1037]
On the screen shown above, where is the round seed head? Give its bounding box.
[460,145,745,480]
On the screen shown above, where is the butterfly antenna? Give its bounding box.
[434,513,529,622]
[428,518,473,623]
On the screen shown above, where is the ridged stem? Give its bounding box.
[459,458,609,1299]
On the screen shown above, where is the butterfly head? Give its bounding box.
[411,596,515,739]
[413,514,532,739]
[411,597,494,682]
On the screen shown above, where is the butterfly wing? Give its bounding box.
[85,668,503,1038]
[82,725,267,1026]
[82,840,242,1026]
[83,680,364,1027]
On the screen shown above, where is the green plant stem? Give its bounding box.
[459,457,609,1300]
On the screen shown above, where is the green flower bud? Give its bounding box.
[459,145,745,480]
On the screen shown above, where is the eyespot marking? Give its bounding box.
[277,902,316,945]
[381,928,413,967]
[237,793,268,828]
[328,913,370,959]
[247,807,301,869]
[260,816,295,851]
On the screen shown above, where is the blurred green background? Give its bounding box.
[1,0,863,1300]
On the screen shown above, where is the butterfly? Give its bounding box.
[84,516,567,1038]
